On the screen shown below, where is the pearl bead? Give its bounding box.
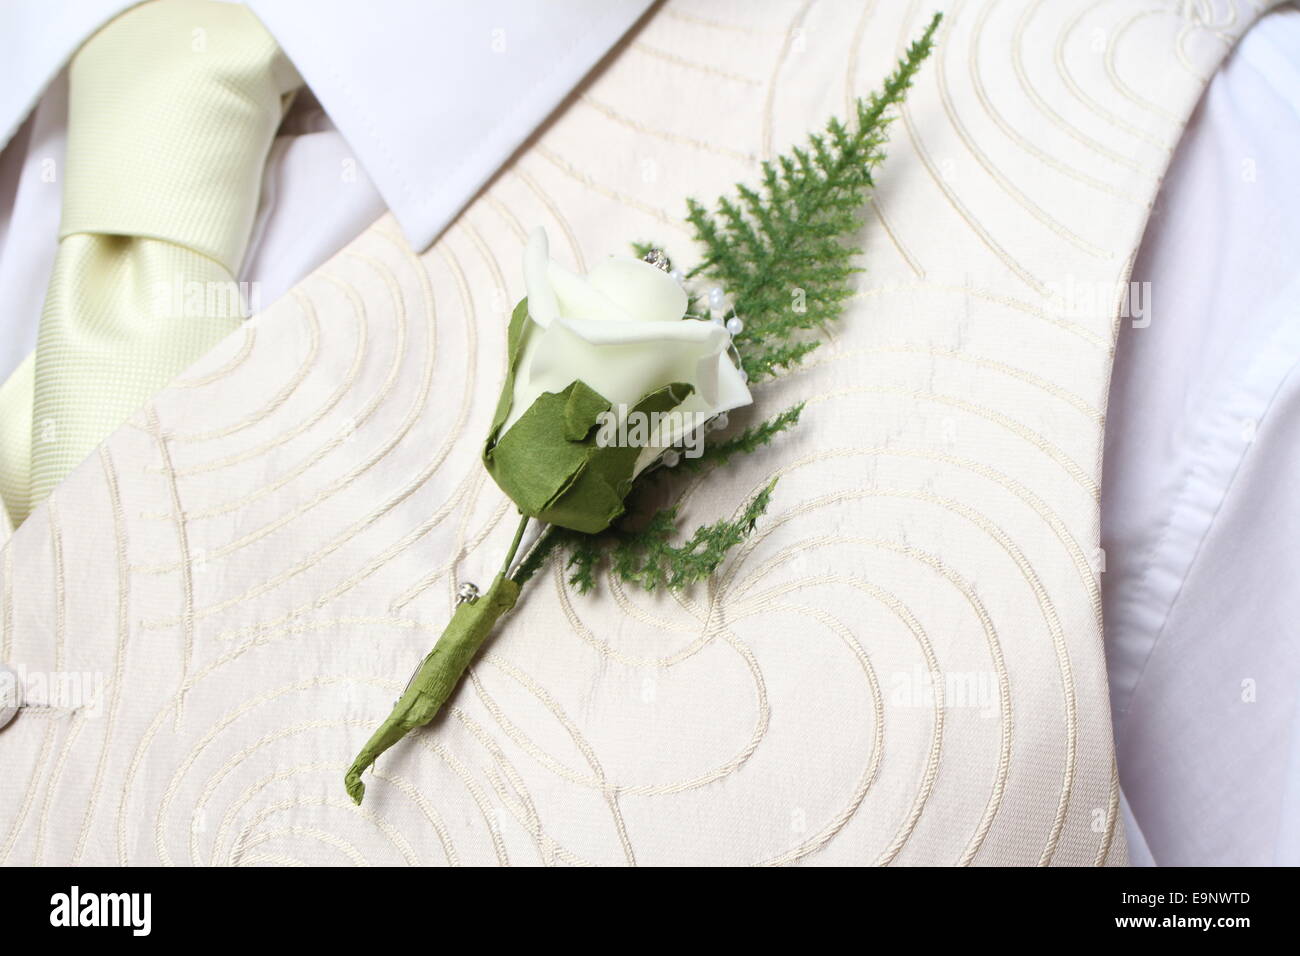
[669,269,685,285]
[710,311,725,325]
[661,449,680,468]
[708,286,726,309]
[712,412,729,431]
[725,317,744,336]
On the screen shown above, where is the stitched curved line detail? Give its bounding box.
[1096,756,1122,865]
[151,288,366,481]
[844,0,927,279]
[212,762,458,867]
[485,193,529,243]
[552,558,775,799]
[235,819,374,867]
[720,449,1082,864]
[140,233,478,630]
[134,271,385,525]
[662,6,776,36]
[1013,0,1156,174]
[1105,10,1183,122]
[760,0,816,161]
[513,169,590,272]
[449,704,580,866]
[798,344,1104,422]
[1054,2,1172,151]
[968,0,1143,204]
[938,1,1114,258]
[390,216,508,612]
[70,449,132,864]
[581,94,757,165]
[811,384,1100,498]
[533,145,692,234]
[134,251,424,571]
[124,677,383,865]
[32,493,76,865]
[895,1,1051,296]
[162,295,321,444]
[630,40,762,86]
[170,326,256,389]
[852,280,1110,349]
[759,581,937,868]
[732,532,1012,867]
[145,408,195,732]
[201,744,421,867]
[469,657,636,865]
[756,602,886,866]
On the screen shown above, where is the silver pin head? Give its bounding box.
[456,582,481,605]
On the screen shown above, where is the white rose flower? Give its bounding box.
[503,227,752,471]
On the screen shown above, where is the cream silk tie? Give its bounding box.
[0,0,300,530]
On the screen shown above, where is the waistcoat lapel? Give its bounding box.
[0,0,1277,865]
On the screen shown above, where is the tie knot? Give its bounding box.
[59,0,301,274]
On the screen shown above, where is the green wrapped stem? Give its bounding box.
[345,572,520,805]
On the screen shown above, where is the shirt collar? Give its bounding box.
[0,0,141,151]
[2,0,652,253]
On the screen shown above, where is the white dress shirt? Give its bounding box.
[0,0,1295,866]
[1104,4,1300,867]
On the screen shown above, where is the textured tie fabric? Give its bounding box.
[0,0,300,529]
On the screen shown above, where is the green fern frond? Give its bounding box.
[686,12,941,382]
[605,479,777,592]
[681,403,804,473]
[509,15,940,593]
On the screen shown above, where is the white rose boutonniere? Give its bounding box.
[512,226,753,437]
[345,14,940,805]
[484,227,752,534]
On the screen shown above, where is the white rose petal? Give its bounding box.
[547,261,630,324]
[632,355,751,473]
[586,257,687,324]
[529,316,727,410]
[523,227,559,325]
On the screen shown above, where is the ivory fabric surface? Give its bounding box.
[0,0,1272,866]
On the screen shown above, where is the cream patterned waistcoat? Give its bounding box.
[0,0,1270,866]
